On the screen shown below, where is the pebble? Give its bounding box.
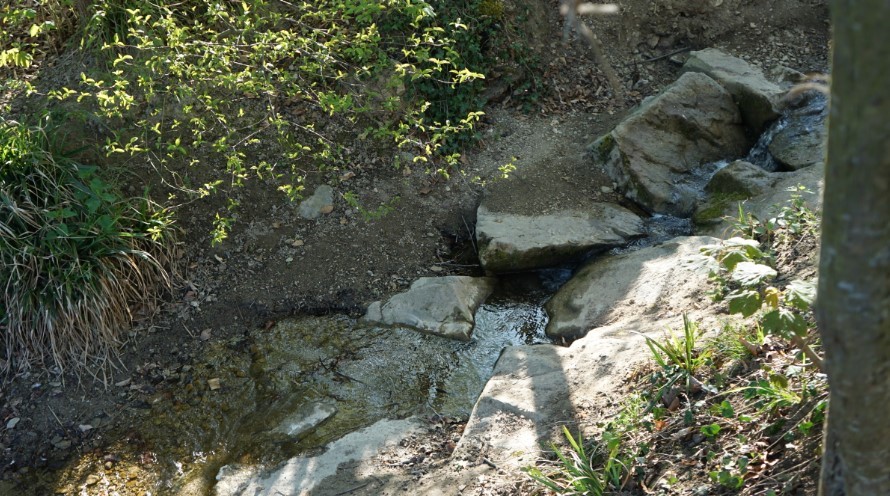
[6,417,20,429]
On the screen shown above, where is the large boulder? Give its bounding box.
[593,72,749,217]
[452,312,723,472]
[475,203,644,273]
[364,276,496,341]
[683,48,786,133]
[545,236,717,339]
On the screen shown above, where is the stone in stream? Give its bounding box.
[705,160,777,196]
[545,236,719,339]
[768,97,827,171]
[270,401,337,438]
[697,161,824,238]
[592,72,749,218]
[682,48,786,134]
[475,203,645,273]
[364,276,496,341]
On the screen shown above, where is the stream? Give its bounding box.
[23,92,828,496]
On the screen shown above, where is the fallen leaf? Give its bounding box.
[207,378,221,390]
[200,329,211,341]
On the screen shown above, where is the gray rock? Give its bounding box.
[454,311,723,471]
[298,185,334,220]
[768,105,827,171]
[215,418,423,496]
[545,236,718,339]
[593,72,748,217]
[683,48,786,133]
[696,162,824,238]
[475,203,644,273]
[705,160,776,196]
[364,276,496,341]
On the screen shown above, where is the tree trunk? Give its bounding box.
[817,2,890,494]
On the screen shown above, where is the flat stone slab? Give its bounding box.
[215,418,423,496]
[364,276,496,341]
[545,236,718,339]
[476,203,644,273]
[452,312,721,472]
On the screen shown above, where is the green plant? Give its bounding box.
[728,185,819,245]
[741,370,802,413]
[0,116,176,378]
[701,226,822,370]
[33,0,494,243]
[342,191,400,221]
[709,454,748,490]
[642,314,711,393]
[525,426,628,495]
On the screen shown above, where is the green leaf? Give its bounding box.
[717,400,735,418]
[727,289,762,317]
[784,279,817,311]
[724,237,764,258]
[701,423,721,438]
[731,262,777,287]
[761,308,808,338]
[720,250,749,272]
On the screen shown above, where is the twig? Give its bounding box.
[333,481,373,496]
[482,458,498,469]
[790,334,824,371]
[560,1,624,99]
[461,215,477,256]
[48,407,65,428]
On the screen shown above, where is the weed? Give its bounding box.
[524,426,628,495]
[642,314,711,393]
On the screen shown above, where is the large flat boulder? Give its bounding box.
[593,72,749,217]
[452,312,721,472]
[545,236,718,339]
[475,203,644,273]
[683,48,786,133]
[364,276,496,341]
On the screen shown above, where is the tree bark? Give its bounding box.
[817,2,890,494]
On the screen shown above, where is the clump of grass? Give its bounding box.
[0,116,177,380]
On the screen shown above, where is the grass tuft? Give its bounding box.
[0,116,177,381]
